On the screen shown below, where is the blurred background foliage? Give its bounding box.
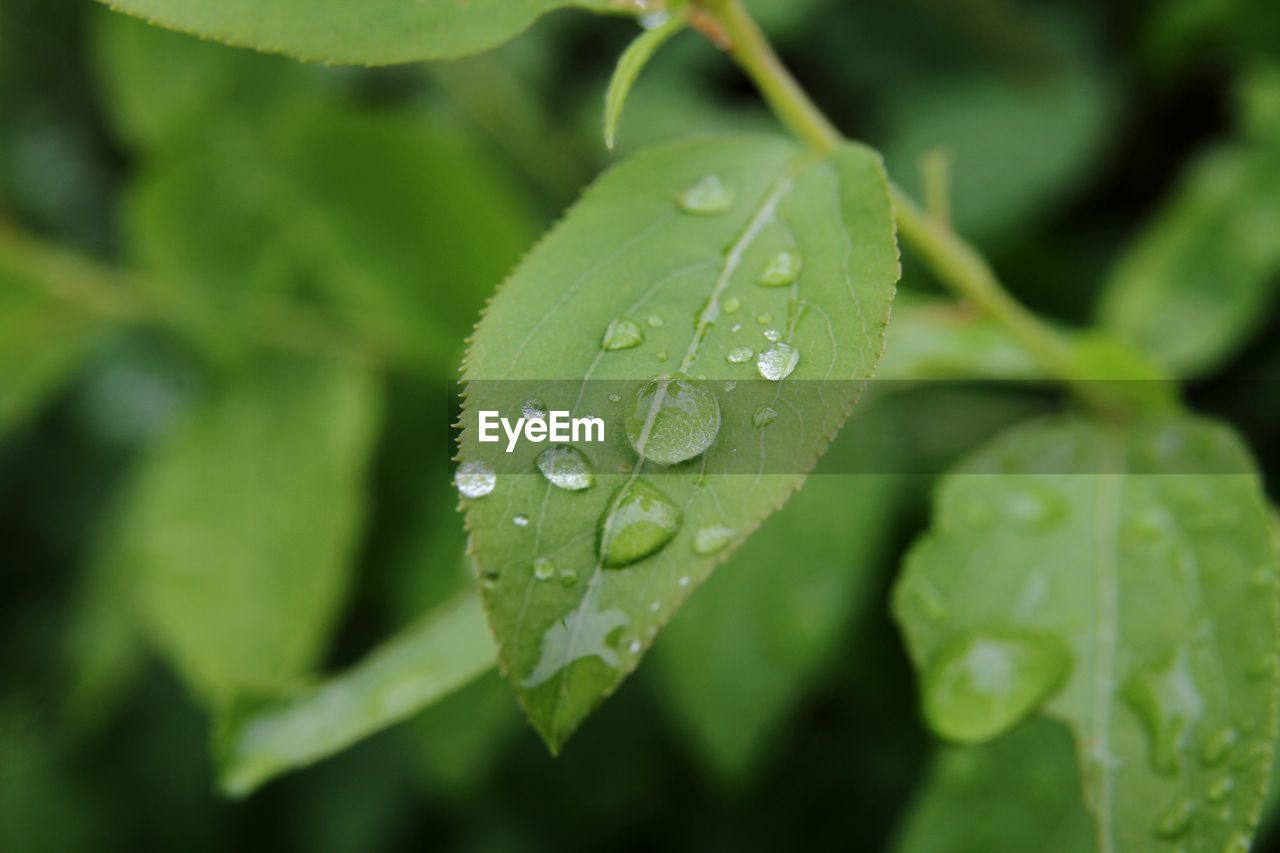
[2,0,1279,849]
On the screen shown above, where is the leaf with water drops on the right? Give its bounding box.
[893,413,1279,853]
[458,135,900,750]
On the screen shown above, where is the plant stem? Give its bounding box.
[699,0,1104,406]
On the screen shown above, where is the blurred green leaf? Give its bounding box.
[878,294,1043,381]
[1098,144,1280,376]
[894,414,1279,852]
[405,671,521,798]
[892,718,1095,853]
[603,9,688,150]
[460,136,899,750]
[97,0,619,65]
[119,355,382,698]
[215,590,496,798]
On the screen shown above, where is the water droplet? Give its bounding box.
[726,345,754,364]
[522,398,547,421]
[1003,485,1063,528]
[533,557,555,581]
[1154,798,1194,839]
[756,313,772,325]
[559,568,579,588]
[513,514,529,528]
[656,351,669,362]
[753,405,779,429]
[1207,776,1235,803]
[522,597,629,687]
[602,319,644,351]
[922,629,1071,743]
[757,342,800,381]
[731,322,743,332]
[724,296,741,314]
[628,639,642,654]
[677,175,735,215]
[640,10,671,29]
[647,315,664,328]
[625,376,721,465]
[455,460,496,499]
[723,380,736,392]
[1124,646,1205,774]
[758,249,802,286]
[608,393,622,403]
[762,327,782,342]
[678,575,691,587]
[1202,727,1239,766]
[598,479,682,568]
[648,601,660,613]
[536,445,595,492]
[693,525,736,556]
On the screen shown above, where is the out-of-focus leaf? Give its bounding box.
[1240,62,1280,142]
[406,671,521,798]
[1098,145,1280,377]
[894,414,1279,852]
[878,295,1042,381]
[460,135,899,751]
[119,356,382,698]
[215,591,496,798]
[603,10,688,150]
[892,718,1095,853]
[98,0,619,65]
[0,704,99,852]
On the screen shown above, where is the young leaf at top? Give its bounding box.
[98,0,623,65]
[893,414,1279,852]
[604,7,689,150]
[458,135,900,750]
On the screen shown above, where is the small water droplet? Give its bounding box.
[693,525,736,556]
[922,629,1071,743]
[678,575,691,588]
[625,376,721,465]
[648,601,660,613]
[757,342,800,381]
[753,405,779,429]
[533,557,555,581]
[1154,798,1194,839]
[1124,646,1205,775]
[536,445,596,492]
[628,639,642,654]
[608,393,622,403]
[656,351,668,362]
[1202,727,1239,765]
[480,569,500,592]
[602,319,644,351]
[1003,485,1063,528]
[640,11,670,29]
[677,175,735,215]
[756,313,772,325]
[726,345,754,364]
[513,514,530,527]
[723,380,737,392]
[647,315,664,328]
[758,248,802,286]
[599,479,682,568]
[522,398,547,421]
[762,327,782,342]
[724,296,741,314]
[559,568,579,588]
[455,460,496,499]
[731,322,743,332]
[1207,776,1235,803]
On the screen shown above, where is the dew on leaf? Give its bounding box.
[757,341,800,381]
[533,557,556,581]
[693,525,735,556]
[648,601,660,613]
[758,249,802,286]
[625,376,721,465]
[762,327,782,342]
[724,296,741,314]
[678,575,690,587]
[646,316,664,329]
[536,445,596,491]
[522,398,548,421]
[656,351,668,362]
[1201,726,1239,766]
[726,346,754,364]
[628,639,642,654]
[602,318,644,351]
[922,629,1071,743]
[559,568,579,588]
[731,322,743,332]
[677,175,735,215]
[1003,485,1064,528]
[1123,646,1205,774]
[752,405,779,429]
[455,460,496,499]
[521,597,629,687]
[598,478,682,568]
[513,514,529,527]
[1154,797,1194,839]
[608,393,622,403]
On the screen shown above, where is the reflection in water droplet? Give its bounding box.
[599,479,682,568]
[647,315,664,328]
[536,445,596,491]
[763,328,782,342]
[533,557,555,581]
[758,248,802,286]
[625,376,721,465]
[521,594,629,687]
[523,398,547,421]
[1202,727,1239,766]
[602,319,644,351]
[1124,646,1205,775]
[455,460,496,499]
[758,342,800,381]
[1207,776,1235,803]
[677,175,735,215]
[513,514,529,528]
[753,406,779,429]
[724,296,741,314]
[922,629,1070,743]
[1154,798,1194,839]
[727,346,754,364]
[693,525,736,556]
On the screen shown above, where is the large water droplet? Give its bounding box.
[693,525,736,556]
[753,405,779,429]
[455,460,496,499]
[726,346,754,364]
[757,342,800,381]
[758,249,802,286]
[677,175,735,215]
[1123,646,1205,774]
[602,319,644,351]
[625,376,721,466]
[599,479,682,568]
[1154,798,1194,839]
[533,557,556,581]
[922,629,1071,743]
[1201,726,1239,766]
[521,596,629,687]
[522,398,547,421]
[536,445,596,492]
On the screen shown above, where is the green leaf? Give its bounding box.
[459,135,900,750]
[1097,144,1280,376]
[893,414,1279,852]
[120,356,382,698]
[98,0,618,65]
[878,294,1043,381]
[215,591,496,798]
[603,9,688,150]
[892,718,1096,853]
